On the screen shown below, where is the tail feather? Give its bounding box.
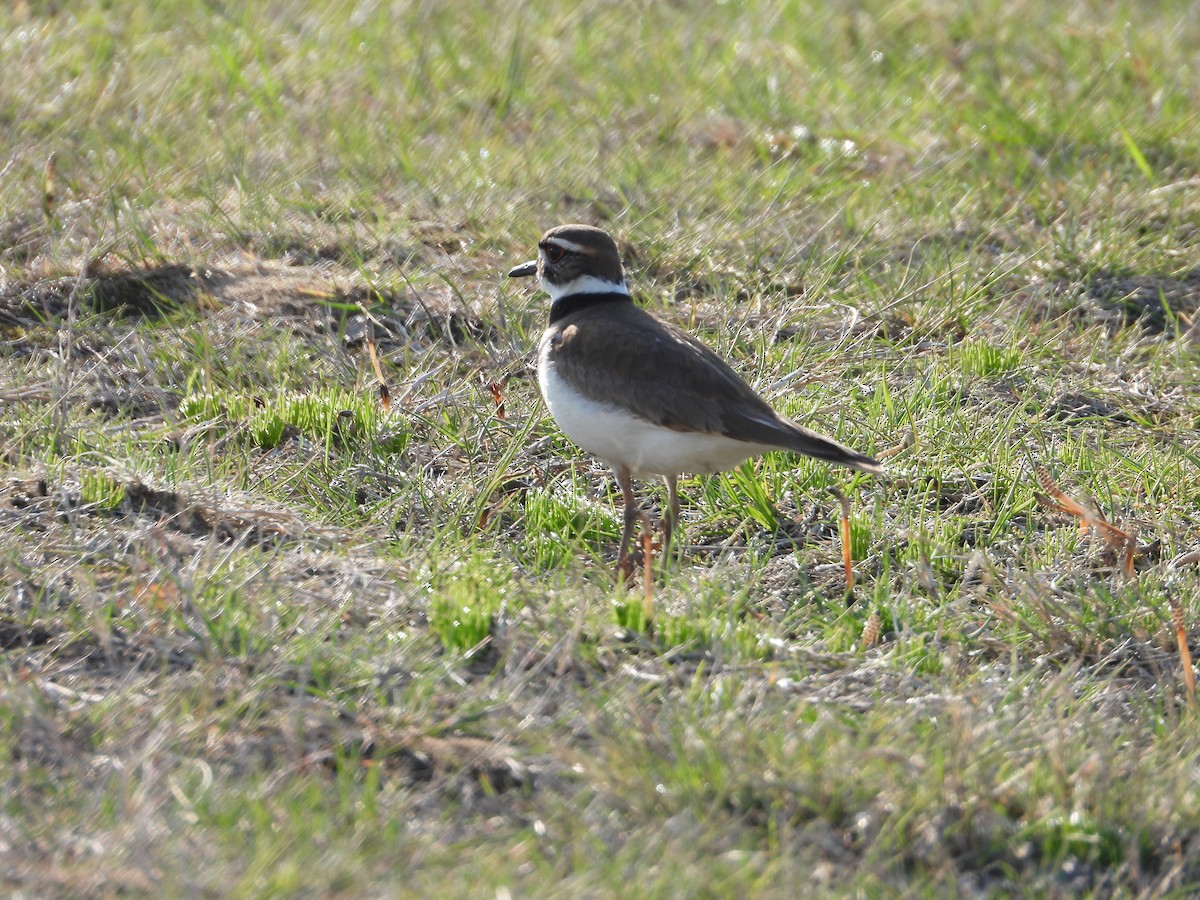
[720,406,883,475]
[778,424,883,475]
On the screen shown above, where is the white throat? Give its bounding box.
[541,273,629,302]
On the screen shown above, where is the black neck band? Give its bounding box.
[547,291,632,325]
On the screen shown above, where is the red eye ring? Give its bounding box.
[544,244,565,263]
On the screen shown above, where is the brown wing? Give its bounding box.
[545,303,881,473]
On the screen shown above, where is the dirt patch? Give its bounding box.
[1044,390,1133,423]
[1082,270,1200,332]
[1024,269,1200,336]
[0,259,498,352]
[0,264,200,322]
[0,619,54,649]
[349,731,532,794]
[0,471,343,551]
[121,479,339,545]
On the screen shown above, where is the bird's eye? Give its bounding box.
[544,244,566,263]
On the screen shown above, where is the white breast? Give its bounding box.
[537,345,768,477]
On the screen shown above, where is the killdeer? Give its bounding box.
[508,224,882,578]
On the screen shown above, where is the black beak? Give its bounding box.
[508,260,537,278]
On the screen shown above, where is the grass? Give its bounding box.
[2,0,1200,894]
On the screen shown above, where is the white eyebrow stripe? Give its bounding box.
[545,237,589,253]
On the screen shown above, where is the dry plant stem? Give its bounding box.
[1169,594,1196,707]
[1121,531,1137,579]
[488,380,507,420]
[829,486,854,592]
[1033,466,1140,579]
[862,611,882,649]
[42,152,57,223]
[876,429,914,461]
[365,335,391,411]
[1033,466,1132,550]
